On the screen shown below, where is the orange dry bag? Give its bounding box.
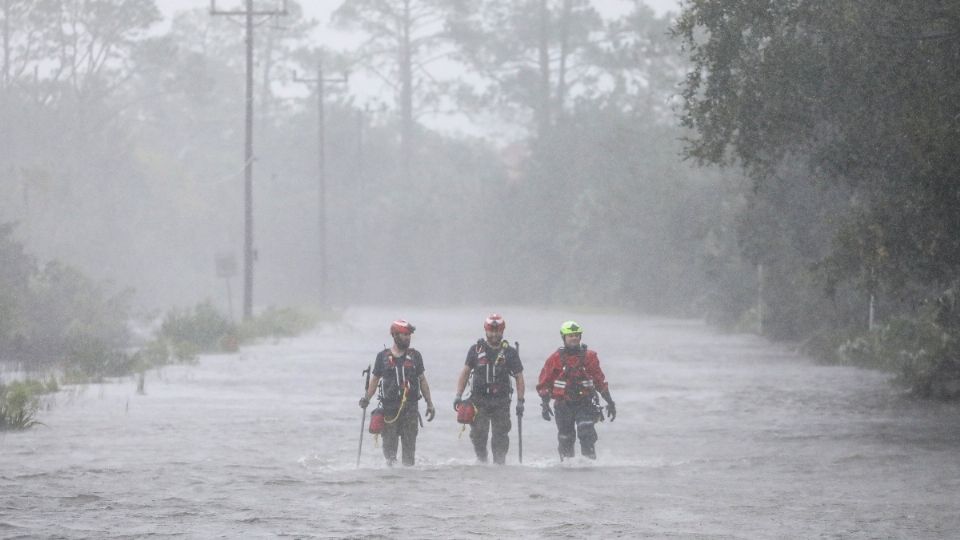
[456,402,476,424]
[369,408,385,434]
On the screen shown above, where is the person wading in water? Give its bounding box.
[537,320,616,460]
[454,313,525,464]
[359,319,436,466]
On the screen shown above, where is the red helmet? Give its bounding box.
[390,319,415,335]
[484,313,505,332]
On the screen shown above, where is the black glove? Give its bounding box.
[359,396,369,409]
[515,399,524,417]
[606,401,616,422]
[425,404,436,422]
[541,401,553,421]
[453,397,463,412]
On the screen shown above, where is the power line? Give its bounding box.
[293,58,348,308]
[210,0,287,320]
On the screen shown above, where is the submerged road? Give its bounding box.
[2,305,959,538]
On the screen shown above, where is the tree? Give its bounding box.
[677,0,960,294]
[332,0,452,183]
[0,222,131,370]
[447,0,603,137]
[443,5,740,313]
[676,0,960,393]
[0,222,34,352]
[588,2,683,121]
[0,0,160,106]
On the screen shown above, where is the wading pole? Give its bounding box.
[357,365,371,468]
[518,410,523,464]
[516,341,523,464]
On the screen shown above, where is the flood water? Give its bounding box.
[2,305,959,538]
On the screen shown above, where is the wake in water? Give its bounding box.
[298,451,676,473]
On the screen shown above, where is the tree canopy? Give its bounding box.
[677,0,960,396]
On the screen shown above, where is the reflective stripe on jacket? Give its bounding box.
[536,345,608,401]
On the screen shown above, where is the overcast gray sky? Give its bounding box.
[161,0,683,139]
[165,1,682,29]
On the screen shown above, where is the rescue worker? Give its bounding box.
[537,320,616,460]
[359,319,436,466]
[454,313,525,464]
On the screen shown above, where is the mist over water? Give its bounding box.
[2,306,958,538]
[0,0,704,315]
[4,2,960,537]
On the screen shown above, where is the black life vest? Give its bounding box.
[551,345,595,400]
[380,349,420,403]
[471,339,513,399]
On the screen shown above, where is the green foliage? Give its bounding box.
[677,0,960,290]
[43,375,59,393]
[160,301,236,354]
[0,225,134,378]
[238,306,322,342]
[71,335,188,385]
[28,262,133,356]
[676,0,960,399]
[21,261,133,382]
[62,336,139,382]
[488,101,738,315]
[0,223,35,352]
[0,379,54,431]
[838,301,960,400]
[154,303,320,358]
[446,0,605,134]
[134,337,175,369]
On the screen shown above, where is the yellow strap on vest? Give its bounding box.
[384,386,409,424]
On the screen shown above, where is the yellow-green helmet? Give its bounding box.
[560,320,583,335]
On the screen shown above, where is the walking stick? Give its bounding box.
[357,365,371,468]
[516,341,523,464]
[518,409,523,464]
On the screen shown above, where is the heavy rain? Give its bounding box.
[2,1,960,538]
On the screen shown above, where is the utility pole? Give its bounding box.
[757,263,764,336]
[293,58,347,308]
[210,0,287,320]
[3,0,10,90]
[356,107,366,187]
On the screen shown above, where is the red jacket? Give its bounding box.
[537,346,608,401]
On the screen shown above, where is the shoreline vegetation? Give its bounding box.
[4,246,960,432]
[4,230,960,432]
[1,303,326,431]
[0,257,326,431]
[4,2,960,430]
[2,216,328,431]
